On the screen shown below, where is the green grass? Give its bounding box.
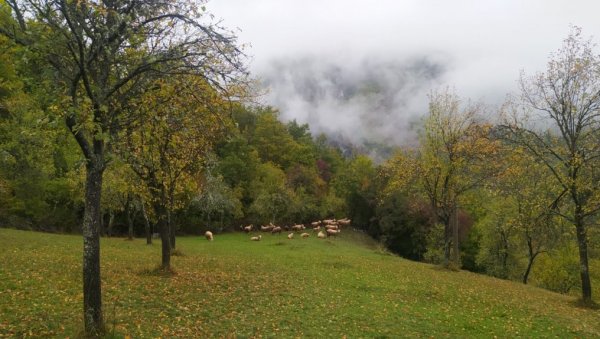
[0,228,599,338]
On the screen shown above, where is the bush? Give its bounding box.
[461,226,485,273]
[531,245,579,294]
[423,222,445,264]
[375,193,430,261]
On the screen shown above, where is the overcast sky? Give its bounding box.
[207,0,600,146]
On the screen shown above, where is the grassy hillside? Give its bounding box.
[0,228,599,338]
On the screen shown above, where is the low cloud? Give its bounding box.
[259,55,447,146]
[207,0,600,149]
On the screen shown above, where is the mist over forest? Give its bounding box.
[259,55,446,149]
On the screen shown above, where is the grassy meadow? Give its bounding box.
[0,227,599,338]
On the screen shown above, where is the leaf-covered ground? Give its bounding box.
[0,228,599,338]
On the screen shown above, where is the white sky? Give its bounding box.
[207,0,600,145]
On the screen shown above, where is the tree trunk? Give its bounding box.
[168,209,175,250]
[170,228,176,250]
[127,207,134,240]
[82,160,104,335]
[99,212,106,237]
[452,204,460,268]
[160,219,170,269]
[574,217,592,302]
[443,218,451,267]
[522,237,538,284]
[155,202,170,269]
[523,253,538,285]
[499,230,509,278]
[107,211,114,238]
[142,202,152,245]
[443,240,451,267]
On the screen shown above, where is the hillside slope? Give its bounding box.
[0,228,598,338]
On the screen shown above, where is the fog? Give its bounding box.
[259,55,445,145]
[207,0,600,146]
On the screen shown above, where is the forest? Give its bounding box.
[0,1,599,336]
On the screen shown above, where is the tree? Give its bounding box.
[418,89,499,268]
[216,134,260,199]
[100,160,137,238]
[1,1,244,333]
[0,31,52,226]
[501,27,600,302]
[314,134,345,183]
[0,23,81,232]
[248,162,293,224]
[375,190,431,260]
[122,76,230,269]
[251,109,310,169]
[193,162,243,232]
[476,198,518,279]
[331,155,377,226]
[492,148,563,284]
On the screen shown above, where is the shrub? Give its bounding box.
[531,245,579,294]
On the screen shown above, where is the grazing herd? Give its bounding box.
[204,218,351,242]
